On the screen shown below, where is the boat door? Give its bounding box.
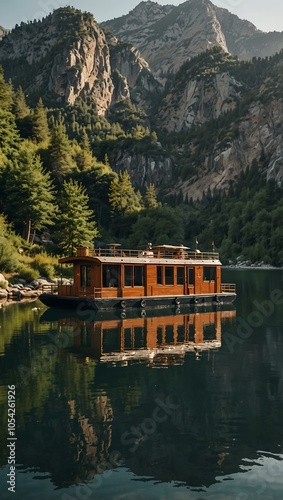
[187,267,195,295]
[187,266,202,295]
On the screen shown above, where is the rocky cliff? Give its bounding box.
[166,52,283,200]
[0,26,9,41]
[0,5,282,202]
[103,0,283,78]
[0,8,160,115]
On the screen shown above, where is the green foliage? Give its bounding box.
[181,166,283,266]
[109,171,143,216]
[75,129,94,171]
[144,183,159,209]
[30,252,57,278]
[48,121,77,180]
[15,264,38,282]
[127,206,185,247]
[0,50,282,268]
[55,179,99,254]
[0,236,20,273]
[2,148,56,241]
[0,66,13,111]
[32,98,49,143]
[0,108,21,158]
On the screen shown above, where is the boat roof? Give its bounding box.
[153,244,190,250]
[59,255,221,265]
[58,246,220,264]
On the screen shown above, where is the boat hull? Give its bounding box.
[39,293,236,311]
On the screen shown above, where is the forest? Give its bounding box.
[0,48,283,284]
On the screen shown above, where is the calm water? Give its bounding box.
[1,269,283,499]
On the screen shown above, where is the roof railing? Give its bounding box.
[85,248,219,260]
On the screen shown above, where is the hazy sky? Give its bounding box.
[1,0,283,32]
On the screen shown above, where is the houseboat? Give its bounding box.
[39,244,236,311]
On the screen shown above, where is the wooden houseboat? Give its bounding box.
[39,244,236,311]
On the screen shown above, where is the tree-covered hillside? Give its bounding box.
[1,45,283,275]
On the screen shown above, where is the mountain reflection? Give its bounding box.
[13,306,235,488]
[2,271,283,497]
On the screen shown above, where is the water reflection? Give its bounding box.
[1,284,283,498]
[40,306,236,367]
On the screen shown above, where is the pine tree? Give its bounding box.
[144,183,159,209]
[0,67,20,159]
[76,130,93,171]
[0,109,20,159]
[2,148,56,242]
[0,67,13,112]
[13,86,30,120]
[108,171,142,216]
[32,98,49,143]
[56,179,99,254]
[49,121,76,181]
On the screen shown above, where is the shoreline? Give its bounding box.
[223,265,282,270]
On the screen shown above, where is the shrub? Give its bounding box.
[30,252,57,279]
[16,265,38,283]
[0,237,20,273]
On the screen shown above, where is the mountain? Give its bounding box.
[0,25,9,41]
[0,5,282,203]
[0,7,161,114]
[103,0,283,78]
[156,47,283,200]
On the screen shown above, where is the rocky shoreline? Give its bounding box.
[0,273,72,304]
[224,258,281,269]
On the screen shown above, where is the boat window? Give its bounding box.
[188,323,195,341]
[102,265,119,288]
[157,266,162,285]
[80,265,91,287]
[165,267,174,285]
[124,266,132,287]
[134,266,144,286]
[203,267,216,281]
[177,267,184,285]
[187,267,194,285]
[124,266,144,287]
[165,325,174,343]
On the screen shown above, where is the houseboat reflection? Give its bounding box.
[41,306,236,367]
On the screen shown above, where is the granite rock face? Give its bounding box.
[0,8,161,115]
[157,71,242,132]
[103,0,283,78]
[173,97,283,200]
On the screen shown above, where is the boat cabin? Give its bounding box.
[57,244,234,303]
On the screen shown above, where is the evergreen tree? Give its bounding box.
[76,130,93,171]
[49,121,76,181]
[55,179,99,254]
[0,67,13,112]
[0,67,20,160]
[13,86,30,120]
[2,148,56,242]
[108,171,142,216]
[144,183,159,209]
[128,206,185,247]
[32,98,49,143]
[0,109,20,159]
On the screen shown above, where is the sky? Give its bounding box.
[0,0,283,32]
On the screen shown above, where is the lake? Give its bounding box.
[1,268,283,499]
